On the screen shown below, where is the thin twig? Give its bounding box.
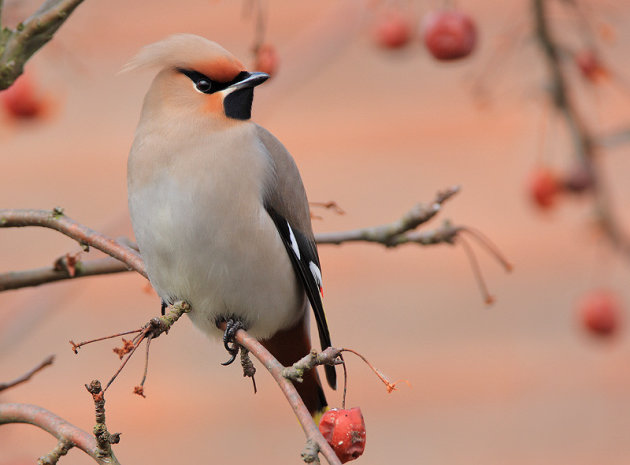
[0,354,54,392]
[240,347,257,394]
[134,334,152,398]
[103,338,144,393]
[38,439,73,465]
[70,329,143,354]
[71,302,191,394]
[341,359,348,410]
[458,226,513,272]
[281,347,342,383]
[310,201,346,216]
[340,348,406,394]
[457,235,495,305]
[315,186,460,245]
[85,380,121,457]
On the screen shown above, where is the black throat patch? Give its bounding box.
[223,88,254,120]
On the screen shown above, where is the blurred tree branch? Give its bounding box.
[0,354,54,392]
[532,0,630,258]
[598,128,630,149]
[0,0,85,89]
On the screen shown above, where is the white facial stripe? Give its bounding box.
[287,223,300,259]
[309,261,323,290]
[219,87,236,97]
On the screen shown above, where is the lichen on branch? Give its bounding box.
[0,0,85,89]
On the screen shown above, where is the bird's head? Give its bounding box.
[124,34,268,125]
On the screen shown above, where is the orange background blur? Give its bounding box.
[2,1,630,464]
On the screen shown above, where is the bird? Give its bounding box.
[125,34,336,419]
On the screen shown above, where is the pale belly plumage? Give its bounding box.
[128,124,305,340]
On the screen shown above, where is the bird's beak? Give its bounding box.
[228,72,269,92]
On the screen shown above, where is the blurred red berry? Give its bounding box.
[563,164,594,193]
[253,43,279,78]
[373,11,412,49]
[528,168,559,209]
[422,10,477,60]
[579,289,621,337]
[1,72,44,119]
[574,50,609,83]
[319,407,366,463]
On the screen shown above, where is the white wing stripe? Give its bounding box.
[287,222,301,259]
[309,261,323,289]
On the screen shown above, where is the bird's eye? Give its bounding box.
[195,80,212,93]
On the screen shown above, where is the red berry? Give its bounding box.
[422,10,477,60]
[253,43,279,78]
[579,290,621,337]
[319,407,366,463]
[1,72,44,119]
[574,50,608,83]
[563,164,594,193]
[528,168,559,209]
[373,11,412,49]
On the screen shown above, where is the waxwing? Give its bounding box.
[125,34,336,417]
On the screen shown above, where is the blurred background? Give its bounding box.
[2,0,630,463]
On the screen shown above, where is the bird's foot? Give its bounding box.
[221,318,245,366]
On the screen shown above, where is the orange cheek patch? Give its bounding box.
[195,56,245,82]
[202,93,223,115]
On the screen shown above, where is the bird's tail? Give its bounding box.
[261,315,328,421]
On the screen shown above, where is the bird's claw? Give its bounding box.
[221,318,244,366]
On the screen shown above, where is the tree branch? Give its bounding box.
[69,305,338,463]
[233,328,343,465]
[0,0,85,89]
[0,256,131,291]
[85,380,121,458]
[0,189,461,292]
[0,208,146,277]
[597,128,630,148]
[38,439,73,465]
[532,0,630,259]
[0,403,121,465]
[0,194,491,462]
[314,186,459,245]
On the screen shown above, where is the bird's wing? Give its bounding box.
[258,124,337,390]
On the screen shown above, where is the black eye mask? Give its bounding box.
[177,68,250,95]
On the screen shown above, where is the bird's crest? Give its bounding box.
[121,34,245,82]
